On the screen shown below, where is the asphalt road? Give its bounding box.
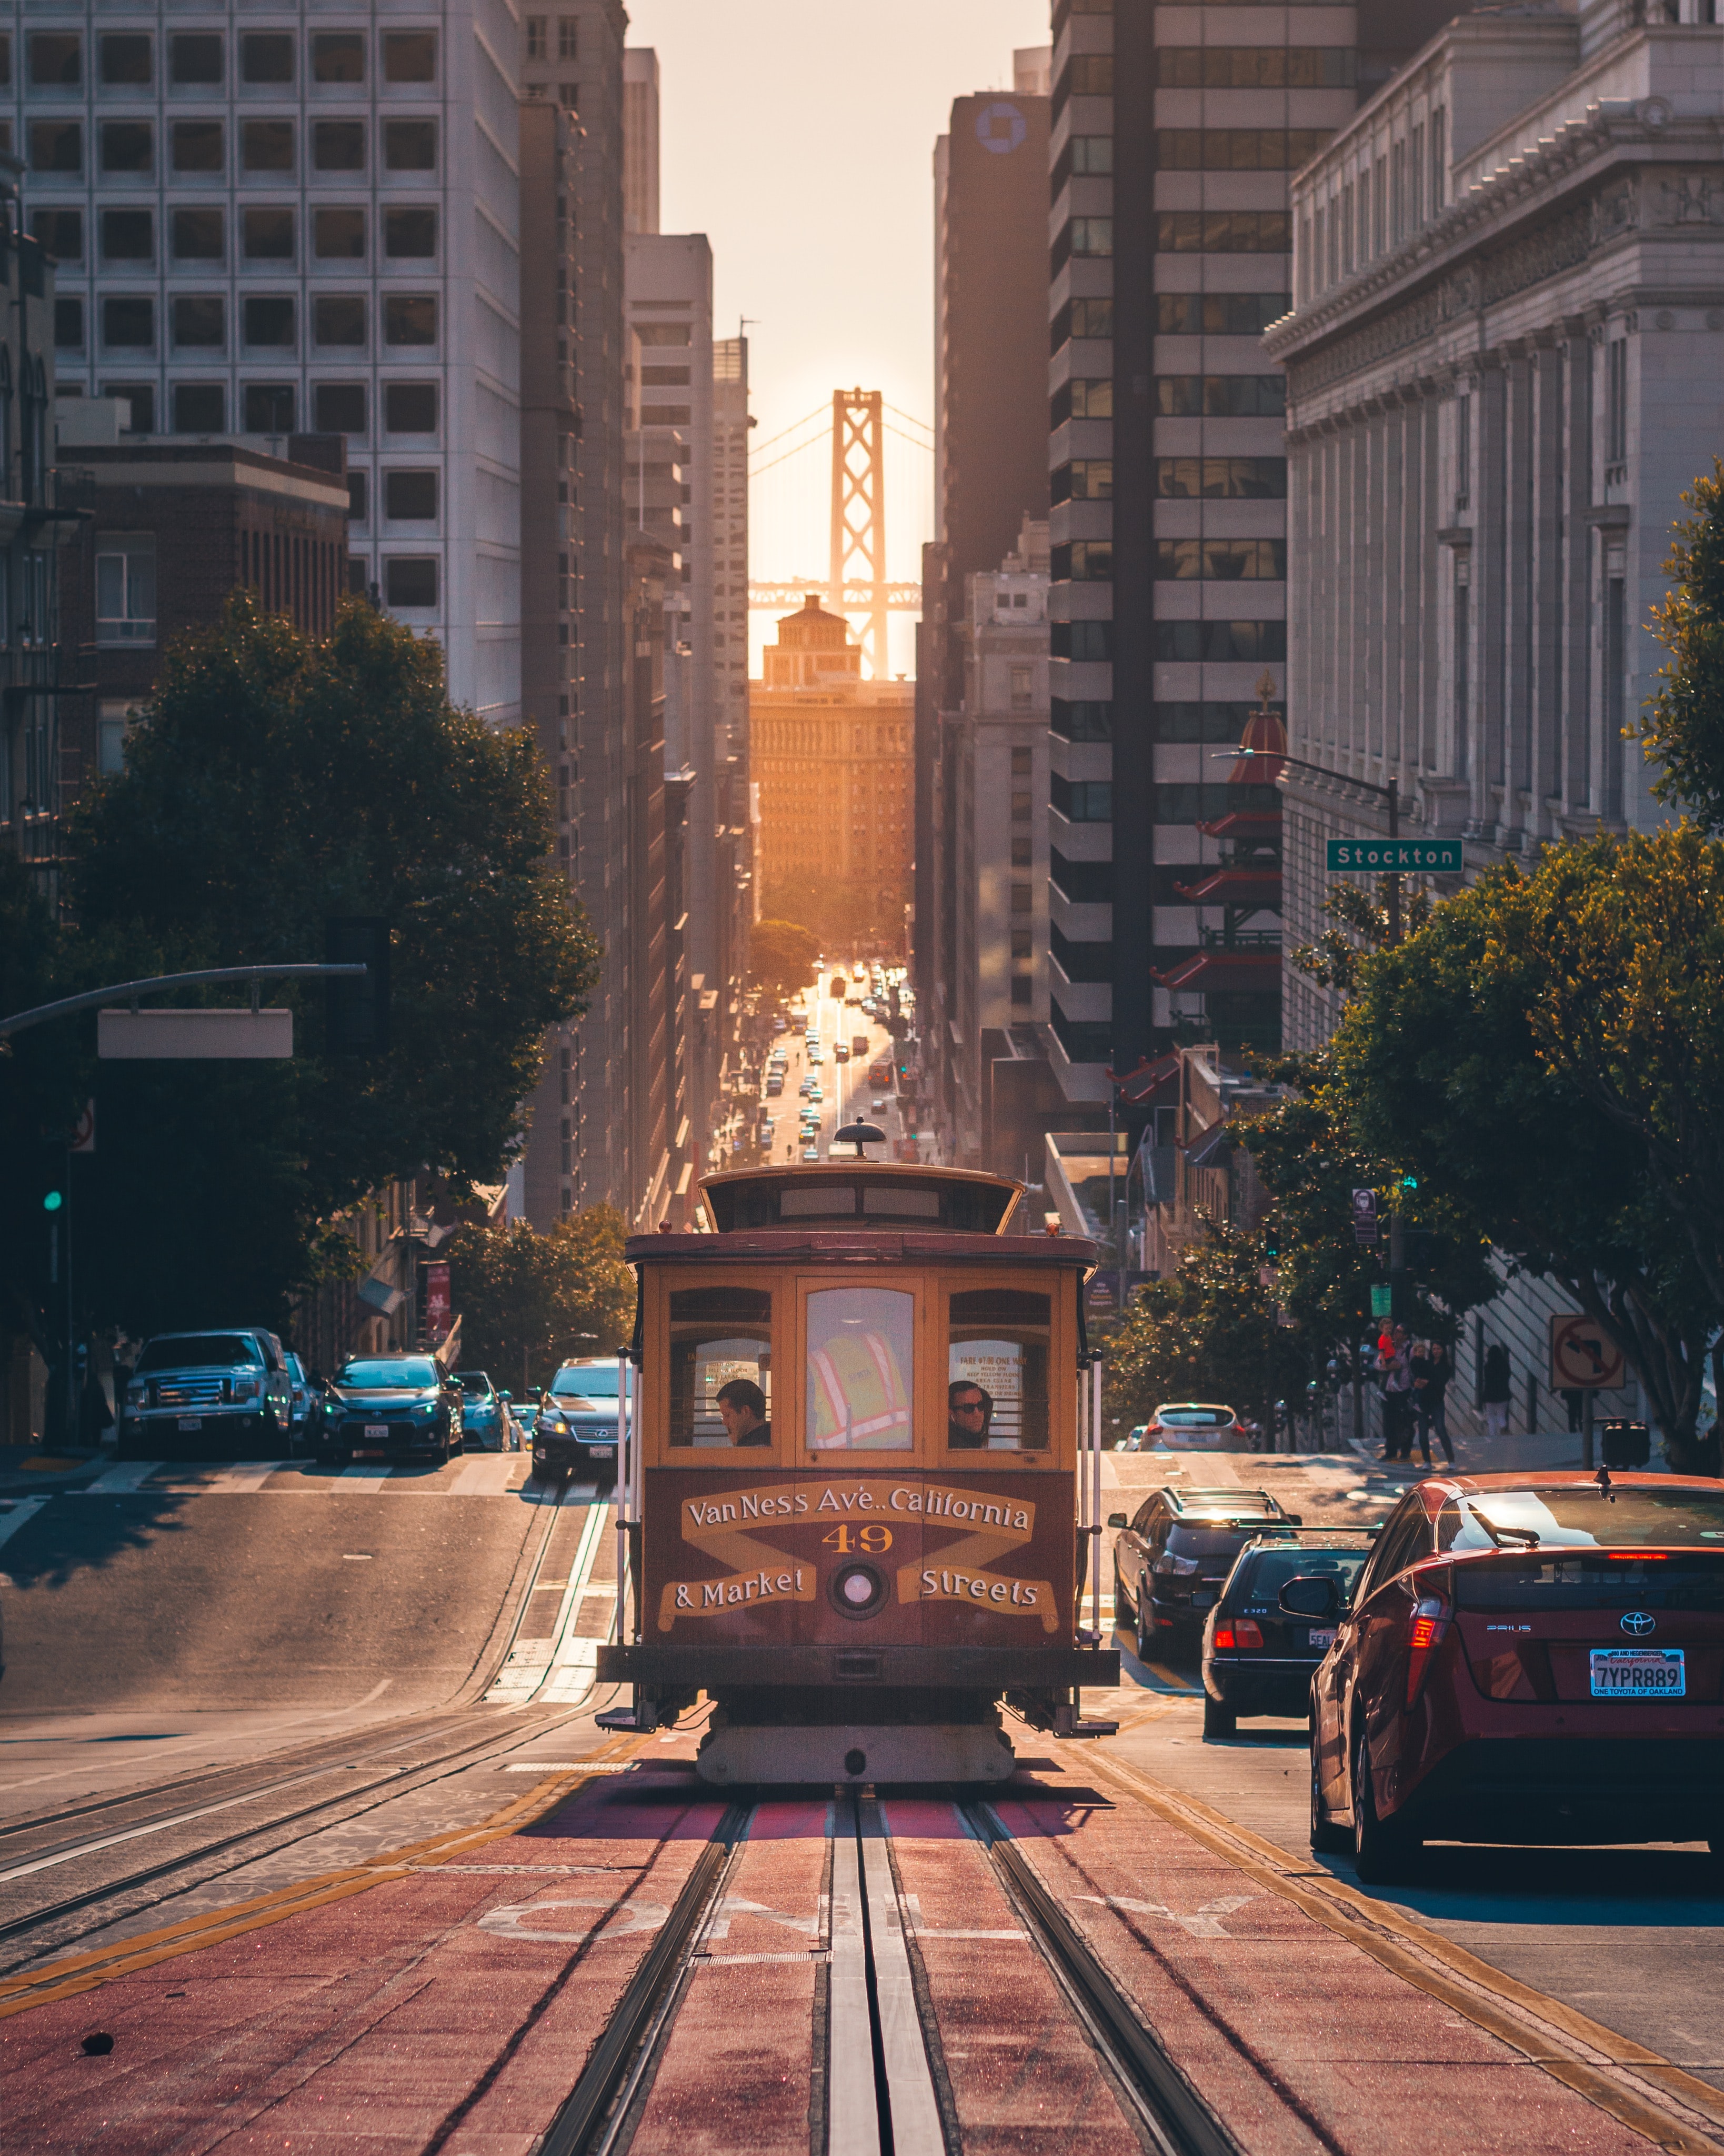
[0,1459,554,1823]
[1091,1447,1724,2101]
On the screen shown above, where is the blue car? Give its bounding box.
[454,1370,506,1451]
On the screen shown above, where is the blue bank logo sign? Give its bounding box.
[976,101,1027,155]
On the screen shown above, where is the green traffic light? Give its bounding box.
[1401,1173,1418,1190]
[43,1190,63,1212]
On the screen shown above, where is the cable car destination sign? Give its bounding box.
[1326,839,1462,872]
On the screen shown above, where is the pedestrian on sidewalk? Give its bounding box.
[1411,1340,1455,1466]
[1482,1342,1512,1438]
[1379,1326,1415,1461]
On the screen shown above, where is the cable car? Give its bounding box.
[597,1140,1119,1784]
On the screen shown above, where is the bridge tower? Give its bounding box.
[827,389,888,680]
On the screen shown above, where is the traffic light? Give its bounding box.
[42,1189,63,1213]
[1262,1223,1281,1263]
[326,917,391,1054]
[1400,1173,1419,1190]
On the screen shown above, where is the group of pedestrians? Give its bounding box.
[1374,1326,1456,1465]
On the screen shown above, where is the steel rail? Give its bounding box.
[961,1801,1240,2156]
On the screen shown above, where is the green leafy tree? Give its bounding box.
[748,917,821,1004]
[1335,859,1721,1471]
[59,595,600,1335]
[1107,1219,1305,1438]
[1635,457,1724,826]
[446,1206,635,1394]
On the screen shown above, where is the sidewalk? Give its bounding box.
[0,1448,110,1500]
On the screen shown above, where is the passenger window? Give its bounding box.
[807,1287,913,1451]
[946,1287,1050,1450]
[668,1287,771,1449]
[1362,1506,1427,1593]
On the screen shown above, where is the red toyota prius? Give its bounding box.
[1300,1471,1724,1881]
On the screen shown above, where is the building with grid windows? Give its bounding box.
[13,4,522,722]
[1043,0,1462,1110]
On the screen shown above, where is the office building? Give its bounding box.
[622,47,658,236]
[753,596,915,945]
[1043,0,1462,1110]
[14,2,523,721]
[917,51,1050,1094]
[931,517,1053,1171]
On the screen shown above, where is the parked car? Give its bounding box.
[766,1074,785,1097]
[283,1350,319,1450]
[1111,1485,1300,1663]
[833,1044,849,1062]
[534,1357,632,1482]
[1134,1402,1251,1451]
[513,1401,539,1444]
[1308,1471,1724,1881]
[1120,1425,1150,1452]
[454,1370,507,1451]
[118,1330,294,1460]
[801,1144,822,1162]
[319,1353,464,1468]
[1200,1531,1377,1738]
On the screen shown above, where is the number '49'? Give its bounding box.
[822,1524,893,1554]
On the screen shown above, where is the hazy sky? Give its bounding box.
[623,0,1053,672]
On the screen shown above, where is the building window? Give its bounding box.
[313,295,367,348]
[1050,774,1112,822]
[1154,457,1287,501]
[1057,216,1114,262]
[312,32,365,83]
[242,120,295,174]
[101,33,153,85]
[29,122,83,176]
[383,32,437,83]
[103,382,155,433]
[1050,699,1111,742]
[384,382,438,433]
[1155,129,1331,172]
[384,469,438,521]
[31,208,83,262]
[1154,211,1291,253]
[1452,555,1470,779]
[1061,53,1114,98]
[558,81,579,106]
[29,32,82,85]
[384,207,436,257]
[1155,375,1286,419]
[240,32,294,84]
[244,382,296,433]
[54,297,85,351]
[383,295,437,346]
[1157,46,1354,88]
[172,207,225,262]
[1455,392,1471,510]
[102,296,154,350]
[385,556,438,608]
[1010,884,1034,915]
[558,16,578,59]
[243,295,296,349]
[315,207,366,259]
[314,382,368,434]
[1010,667,1034,711]
[526,16,547,58]
[1605,339,1629,474]
[243,207,295,261]
[347,470,369,522]
[171,32,224,85]
[100,208,154,263]
[1151,621,1288,663]
[171,294,225,348]
[1009,975,1033,1006]
[95,539,156,645]
[172,119,225,173]
[384,119,437,171]
[314,120,366,172]
[1050,378,1112,425]
[1050,541,1112,582]
[1154,538,1287,581]
[1049,620,1112,662]
[173,381,225,432]
[1156,293,1289,336]
[98,701,140,775]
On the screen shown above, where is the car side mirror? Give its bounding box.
[1278,1574,1341,1619]
[1107,1512,1128,1530]
[1284,1512,1304,1526]
[500,1391,512,1401]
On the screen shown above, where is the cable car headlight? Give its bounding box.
[829,1561,887,1620]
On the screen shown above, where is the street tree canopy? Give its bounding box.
[446,1206,635,1394]
[59,595,602,1336]
[1636,458,1724,829]
[748,918,821,1004]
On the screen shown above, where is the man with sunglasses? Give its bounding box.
[948,1380,994,1450]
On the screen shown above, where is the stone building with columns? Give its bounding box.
[1268,0,1724,1052]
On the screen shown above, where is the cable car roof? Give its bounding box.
[696,1161,1025,1236]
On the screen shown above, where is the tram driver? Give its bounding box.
[947,1379,994,1450]
[715,1377,771,1447]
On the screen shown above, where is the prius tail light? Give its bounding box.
[1406,1592,1452,1705]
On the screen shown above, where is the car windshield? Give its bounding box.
[337,1359,439,1390]
[1437,1486,1724,1552]
[551,1364,624,1399]
[1237,1548,1370,1598]
[456,1374,493,1398]
[1157,1406,1234,1426]
[136,1335,260,1371]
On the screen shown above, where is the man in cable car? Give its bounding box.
[947,1380,994,1450]
[715,1378,771,1447]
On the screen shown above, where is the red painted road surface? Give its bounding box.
[0,1741,1667,2153]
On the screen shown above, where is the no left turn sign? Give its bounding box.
[1548,1314,1625,1392]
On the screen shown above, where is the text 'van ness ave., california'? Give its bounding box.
[681,1484,1036,1533]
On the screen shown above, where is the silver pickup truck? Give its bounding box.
[118,1328,294,1460]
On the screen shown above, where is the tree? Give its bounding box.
[60,595,600,1334]
[1334,858,1722,1471]
[446,1206,635,1394]
[748,917,821,1003]
[1635,458,1724,827]
[1107,1219,1305,1438]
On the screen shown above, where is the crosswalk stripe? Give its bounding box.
[72,1459,538,1497]
[0,1499,47,1551]
[84,1460,164,1493]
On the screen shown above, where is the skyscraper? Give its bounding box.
[18,2,523,720]
[622,47,659,237]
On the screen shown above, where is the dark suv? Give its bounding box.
[1110,1486,1299,1663]
[1199,1531,1376,1738]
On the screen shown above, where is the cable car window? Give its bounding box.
[861,1186,940,1217]
[807,1287,913,1451]
[947,1288,1051,1451]
[668,1286,772,1448]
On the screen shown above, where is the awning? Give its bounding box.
[1151,950,1281,993]
[1172,867,1282,906]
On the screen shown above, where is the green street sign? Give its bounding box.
[1370,1284,1393,1317]
[1327,839,1462,873]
